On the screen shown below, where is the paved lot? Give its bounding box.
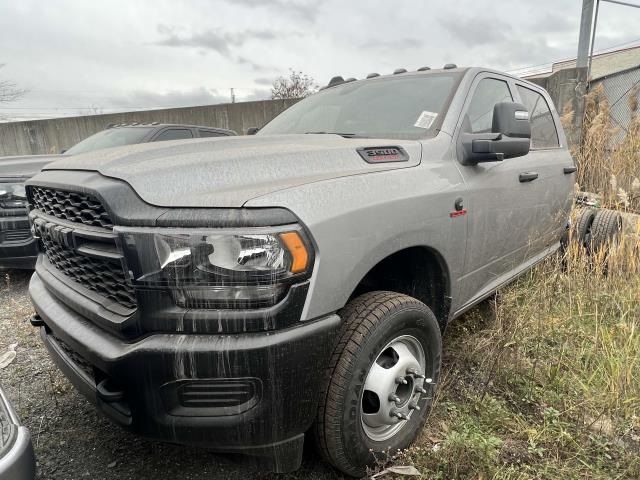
[0,270,343,480]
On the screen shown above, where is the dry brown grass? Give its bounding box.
[388,232,640,480]
[575,84,640,212]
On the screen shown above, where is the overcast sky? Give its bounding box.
[1,0,639,121]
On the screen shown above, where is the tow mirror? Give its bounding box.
[246,127,260,135]
[460,101,531,165]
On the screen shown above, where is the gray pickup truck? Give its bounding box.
[26,66,574,476]
[0,123,235,270]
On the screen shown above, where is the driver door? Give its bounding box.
[455,74,547,304]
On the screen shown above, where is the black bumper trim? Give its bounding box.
[30,271,340,451]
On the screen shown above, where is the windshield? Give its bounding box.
[258,73,460,140]
[65,127,154,155]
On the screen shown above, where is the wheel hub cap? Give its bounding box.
[360,335,431,442]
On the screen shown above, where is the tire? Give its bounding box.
[573,208,596,248]
[314,291,442,477]
[588,208,622,254]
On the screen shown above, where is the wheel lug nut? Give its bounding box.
[391,411,408,420]
[407,368,426,379]
[388,393,401,403]
[409,401,421,411]
[416,387,427,394]
[425,378,433,384]
[395,376,408,385]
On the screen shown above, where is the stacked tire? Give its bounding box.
[587,209,623,254]
[567,207,622,259]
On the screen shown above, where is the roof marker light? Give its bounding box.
[328,76,344,87]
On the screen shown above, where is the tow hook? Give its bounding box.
[30,314,45,327]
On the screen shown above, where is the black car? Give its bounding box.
[0,123,236,269]
[0,385,36,480]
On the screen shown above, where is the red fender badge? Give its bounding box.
[451,197,466,217]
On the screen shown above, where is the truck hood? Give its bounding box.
[44,134,422,207]
[0,154,63,179]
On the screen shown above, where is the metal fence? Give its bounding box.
[590,65,640,144]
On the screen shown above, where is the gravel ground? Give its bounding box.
[0,270,344,480]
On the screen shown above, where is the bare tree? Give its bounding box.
[271,69,318,99]
[0,64,26,104]
[76,104,104,116]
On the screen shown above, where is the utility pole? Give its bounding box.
[230,88,236,104]
[578,0,640,80]
[577,0,596,68]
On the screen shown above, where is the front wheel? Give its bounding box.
[314,291,442,477]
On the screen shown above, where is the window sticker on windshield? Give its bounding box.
[414,111,438,129]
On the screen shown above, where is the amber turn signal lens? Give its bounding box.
[279,231,309,273]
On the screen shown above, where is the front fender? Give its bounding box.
[246,151,467,320]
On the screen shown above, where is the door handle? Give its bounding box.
[563,166,577,174]
[519,172,539,183]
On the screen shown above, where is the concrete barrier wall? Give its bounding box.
[0,98,299,156]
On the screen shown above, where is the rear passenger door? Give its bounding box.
[455,74,550,303]
[513,84,574,250]
[152,128,194,142]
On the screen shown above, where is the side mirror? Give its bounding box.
[246,127,260,135]
[460,102,531,165]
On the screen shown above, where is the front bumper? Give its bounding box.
[0,216,37,269]
[0,387,36,480]
[30,271,339,470]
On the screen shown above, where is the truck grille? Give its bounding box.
[35,223,136,310]
[29,186,114,229]
[0,207,27,217]
[1,228,31,243]
[28,186,136,311]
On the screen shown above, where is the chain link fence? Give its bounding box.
[590,66,640,144]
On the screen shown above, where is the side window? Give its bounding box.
[466,78,513,133]
[516,86,559,149]
[198,129,225,137]
[154,129,194,141]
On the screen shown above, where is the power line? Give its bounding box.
[27,86,265,94]
[601,0,640,8]
[506,36,640,75]
[0,105,232,110]
[0,98,269,112]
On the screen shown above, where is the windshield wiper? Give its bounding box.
[304,131,367,138]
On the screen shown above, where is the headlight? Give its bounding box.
[0,182,27,209]
[115,226,312,309]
